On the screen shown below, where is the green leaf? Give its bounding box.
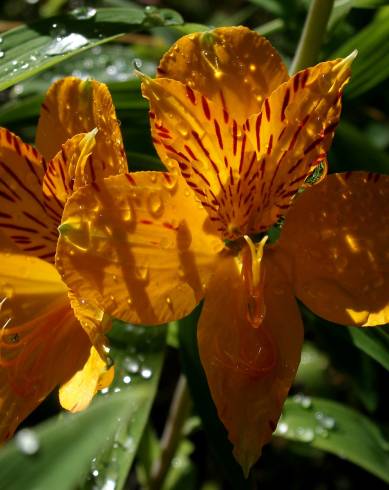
[0,7,182,91]
[84,322,166,490]
[332,10,389,97]
[0,389,148,490]
[275,397,389,483]
[178,308,250,488]
[0,322,165,490]
[347,325,389,371]
[331,120,389,174]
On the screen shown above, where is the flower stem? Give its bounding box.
[290,0,335,74]
[149,375,192,490]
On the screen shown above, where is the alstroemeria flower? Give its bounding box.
[0,77,127,442]
[54,27,388,474]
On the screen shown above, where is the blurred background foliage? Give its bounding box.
[0,0,388,489]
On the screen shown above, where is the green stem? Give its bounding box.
[290,0,335,75]
[148,375,192,490]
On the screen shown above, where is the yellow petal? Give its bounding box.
[275,172,389,326]
[56,172,224,324]
[68,290,111,361]
[246,58,352,233]
[0,128,57,262]
[157,26,288,121]
[142,76,262,239]
[36,77,127,176]
[0,252,67,327]
[59,346,114,412]
[198,250,303,475]
[0,296,90,442]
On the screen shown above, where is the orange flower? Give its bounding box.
[0,77,127,442]
[54,28,388,474]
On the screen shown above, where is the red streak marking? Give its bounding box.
[373,173,380,183]
[304,135,324,155]
[5,130,12,145]
[23,211,46,228]
[158,133,172,140]
[13,136,22,156]
[163,222,178,231]
[192,167,211,186]
[0,223,38,233]
[281,88,290,121]
[157,67,167,76]
[39,252,56,260]
[140,219,153,225]
[277,127,286,143]
[288,114,310,150]
[186,86,196,105]
[179,162,188,171]
[243,153,256,180]
[184,144,197,161]
[255,113,262,152]
[224,156,229,168]
[192,131,219,174]
[149,111,156,119]
[229,167,234,186]
[41,102,50,112]
[301,69,309,88]
[92,182,100,192]
[0,189,15,202]
[24,245,45,251]
[232,120,238,156]
[202,96,211,120]
[264,99,271,121]
[287,157,303,175]
[238,134,247,173]
[88,156,96,183]
[324,121,338,134]
[125,174,136,185]
[214,119,223,149]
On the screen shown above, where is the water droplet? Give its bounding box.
[135,266,149,282]
[70,7,97,20]
[249,64,256,72]
[101,478,116,490]
[315,411,336,430]
[47,33,89,56]
[147,191,163,216]
[123,375,131,384]
[0,51,4,59]
[124,358,140,373]
[2,283,14,299]
[15,429,40,455]
[140,367,152,379]
[315,426,329,438]
[295,426,315,442]
[101,387,109,395]
[92,469,99,477]
[276,421,288,434]
[293,393,312,408]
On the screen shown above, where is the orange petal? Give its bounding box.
[246,56,353,233]
[36,77,127,176]
[0,128,57,262]
[0,252,67,328]
[56,172,224,324]
[157,26,288,121]
[42,129,102,221]
[0,296,90,442]
[59,346,114,412]
[68,290,111,361]
[198,250,303,475]
[142,76,264,239]
[274,171,389,326]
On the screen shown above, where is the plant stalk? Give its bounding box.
[290,0,335,74]
[148,375,192,490]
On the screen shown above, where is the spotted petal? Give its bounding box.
[142,77,265,239]
[0,253,90,442]
[56,172,224,324]
[36,77,127,176]
[245,57,353,233]
[274,172,389,326]
[198,251,303,475]
[157,26,288,121]
[0,129,58,262]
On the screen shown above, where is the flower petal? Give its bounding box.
[157,26,288,121]
[0,129,57,262]
[246,57,352,232]
[142,76,263,239]
[56,172,224,324]
[275,172,389,326]
[59,346,114,413]
[0,252,66,327]
[36,77,127,175]
[0,295,90,442]
[198,251,303,475]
